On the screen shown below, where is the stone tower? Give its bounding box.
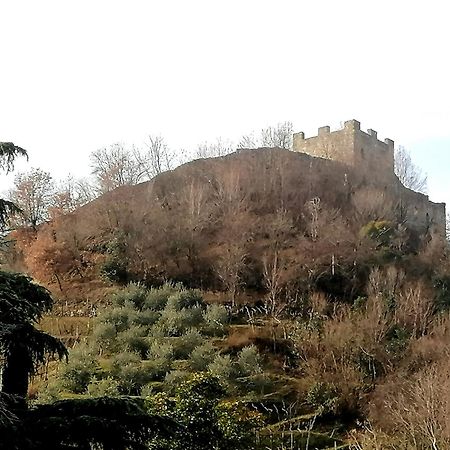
[293,119,395,186]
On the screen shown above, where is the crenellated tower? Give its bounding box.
[293,119,395,185]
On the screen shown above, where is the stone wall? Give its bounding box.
[293,119,395,186]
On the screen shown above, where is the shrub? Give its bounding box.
[245,373,274,395]
[130,309,160,327]
[166,290,205,311]
[110,351,141,373]
[142,284,180,311]
[164,370,191,390]
[189,342,216,371]
[117,325,150,358]
[146,373,261,449]
[35,380,63,404]
[100,256,128,283]
[203,304,228,336]
[157,305,204,336]
[60,345,100,394]
[360,220,394,246]
[208,354,235,382]
[306,382,340,416]
[112,282,148,309]
[110,352,158,394]
[149,341,173,361]
[434,275,450,312]
[87,377,120,397]
[173,329,204,359]
[237,345,262,377]
[92,322,118,352]
[99,306,131,333]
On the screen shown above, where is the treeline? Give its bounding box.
[5,122,294,229]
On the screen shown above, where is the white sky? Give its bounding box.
[1,0,449,207]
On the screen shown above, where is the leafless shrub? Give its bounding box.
[237,121,293,150]
[262,251,283,315]
[395,282,434,338]
[215,243,247,307]
[196,138,233,159]
[352,187,394,224]
[383,364,450,449]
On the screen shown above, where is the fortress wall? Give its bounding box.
[293,124,355,165]
[396,183,446,234]
[353,129,395,186]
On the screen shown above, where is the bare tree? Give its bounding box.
[237,133,257,149]
[394,146,428,193]
[136,135,175,178]
[352,187,394,224]
[261,121,294,149]
[262,251,283,315]
[196,138,233,159]
[238,121,294,150]
[9,168,54,228]
[215,243,247,307]
[90,143,146,193]
[50,175,96,218]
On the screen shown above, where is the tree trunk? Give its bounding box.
[1,346,30,401]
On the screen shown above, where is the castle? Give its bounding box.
[292,120,446,235]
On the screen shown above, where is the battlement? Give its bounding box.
[294,119,395,150]
[293,119,395,184]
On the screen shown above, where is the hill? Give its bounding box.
[5,147,447,309]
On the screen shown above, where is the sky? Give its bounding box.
[0,0,449,208]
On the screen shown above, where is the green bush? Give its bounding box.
[130,309,160,327]
[208,354,235,382]
[111,282,147,308]
[164,370,192,391]
[189,342,216,371]
[173,329,203,359]
[245,372,274,395]
[146,373,262,449]
[92,322,118,352]
[60,345,100,394]
[99,306,131,333]
[306,382,340,416]
[237,345,262,377]
[110,352,159,394]
[143,283,181,311]
[157,305,204,336]
[360,220,394,246]
[149,341,173,361]
[100,256,128,283]
[117,325,150,358]
[166,290,205,311]
[203,304,228,336]
[35,380,63,404]
[87,377,120,397]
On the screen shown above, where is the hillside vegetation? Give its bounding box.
[4,148,450,448]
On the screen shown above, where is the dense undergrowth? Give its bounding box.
[31,261,450,449]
